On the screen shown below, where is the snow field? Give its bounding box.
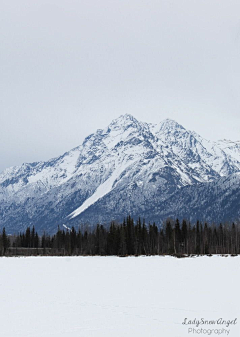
[0,256,239,337]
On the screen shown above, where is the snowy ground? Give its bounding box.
[0,256,239,337]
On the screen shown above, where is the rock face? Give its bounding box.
[1,114,240,233]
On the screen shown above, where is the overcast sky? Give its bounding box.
[1,0,240,172]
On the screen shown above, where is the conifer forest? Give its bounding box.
[1,217,240,256]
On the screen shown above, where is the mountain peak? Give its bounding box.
[106,114,143,133]
[160,118,185,129]
[110,114,139,126]
[152,118,185,135]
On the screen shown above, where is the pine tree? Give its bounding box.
[2,227,9,255]
[165,221,174,254]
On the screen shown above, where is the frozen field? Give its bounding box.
[0,256,239,337]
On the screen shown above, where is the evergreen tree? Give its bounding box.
[2,227,9,255]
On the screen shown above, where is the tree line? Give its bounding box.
[0,216,240,256]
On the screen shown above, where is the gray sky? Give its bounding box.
[1,0,240,172]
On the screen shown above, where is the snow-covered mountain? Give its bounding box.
[1,114,240,233]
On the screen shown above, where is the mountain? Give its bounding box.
[0,114,240,233]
